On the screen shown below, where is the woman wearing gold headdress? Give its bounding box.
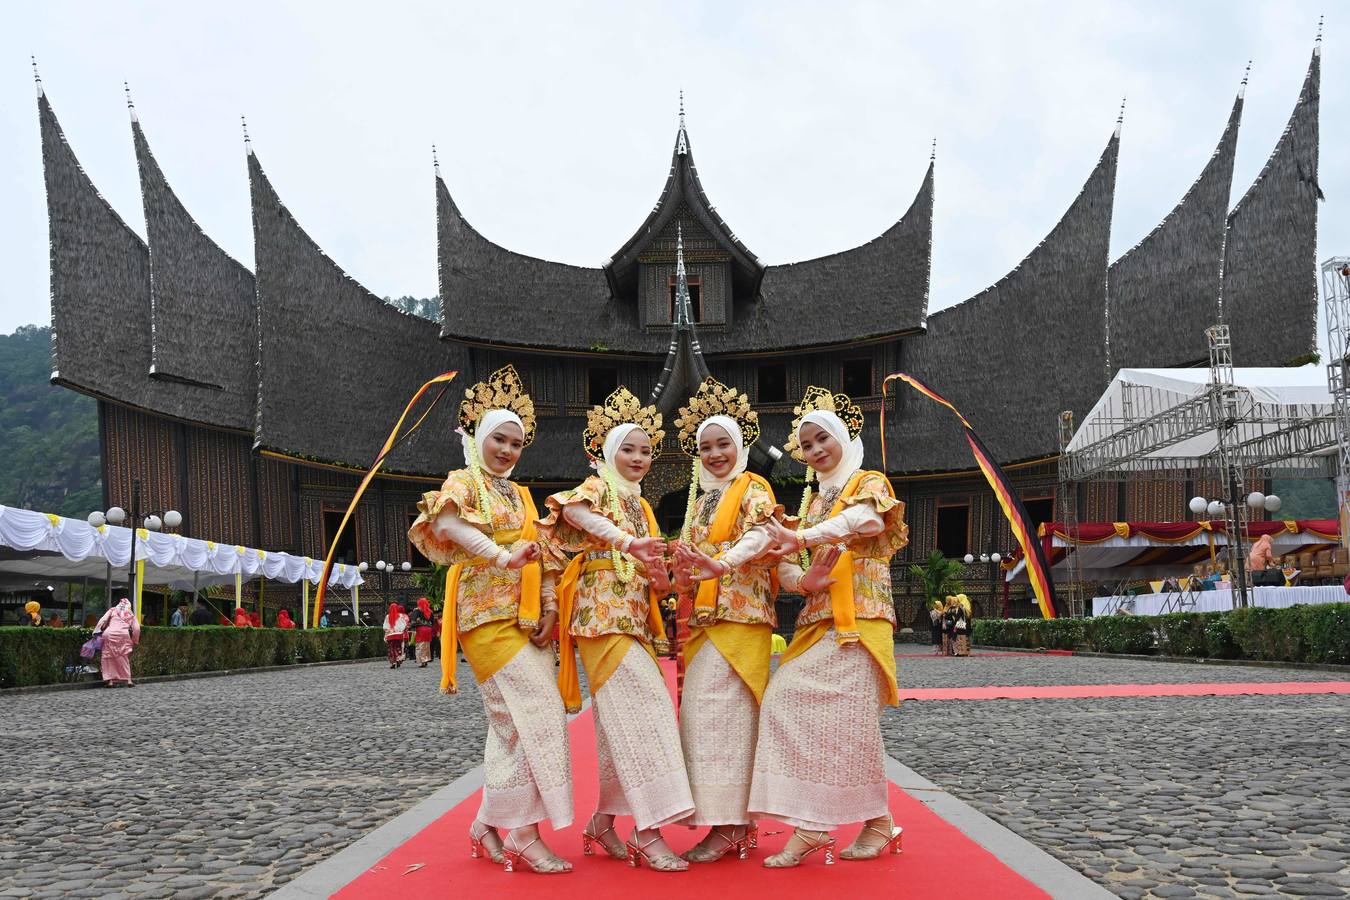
[407,366,573,875]
[538,386,695,872]
[747,387,910,867]
[667,378,780,862]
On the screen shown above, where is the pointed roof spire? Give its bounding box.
[674,223,691,326]
[1240,60,1252,99]
[930,137,936,162]
[31,56,42,98]
[676,89,689,155]
[649,219,711,414]
[432,143,440,178]
[124,82,137,123]
[1114,97,1126,137]
[1315,14,1323,55]
[241,115,252,155]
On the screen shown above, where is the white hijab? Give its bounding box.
[463,409,525,478]
[695,415,747,491]
[598,423,646,496]
[799,410,864,493]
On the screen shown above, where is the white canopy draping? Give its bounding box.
[0,505,364,591]
[1065,366,1335,469]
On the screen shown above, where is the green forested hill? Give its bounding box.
[0,325,102,517]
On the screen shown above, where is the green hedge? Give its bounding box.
[0,626,384,689]
[972,603,1350,665]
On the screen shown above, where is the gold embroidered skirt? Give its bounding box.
[747,629,889,830]
[473,641,574,830]
[586,635,694,830]
[679,638,759,825]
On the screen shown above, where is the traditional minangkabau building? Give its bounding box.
[38,45,1322,625]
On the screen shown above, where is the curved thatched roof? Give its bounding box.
[132,110,257,431]
[248,149,465,476]
[1221,48,1321,366]
[896,131,1120,474]
[1107,93,1243,370]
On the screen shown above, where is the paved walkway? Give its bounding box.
[0,652,1345,898]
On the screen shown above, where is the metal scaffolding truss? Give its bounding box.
[1322,257,1350,504]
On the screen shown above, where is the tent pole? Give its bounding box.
[191,571,199,606]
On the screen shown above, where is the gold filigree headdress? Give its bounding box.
[783,386,864,463]
[582,386,665,460]
[674,377,760,457]
[458,365,536,446]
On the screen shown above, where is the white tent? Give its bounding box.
[1065,366,1336,472]
[0,506,363,619]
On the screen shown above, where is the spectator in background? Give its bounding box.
[170,602,190,627]
[189,597,215,626]
[276,609,297,630]
[410,597,436,668]
[23,601,43,626]
[383,602,409,668]
[319,608,331,628]
[47,613,65,628]
[94,598,140,687]
[928,601,943,654]
[232,607,252,627]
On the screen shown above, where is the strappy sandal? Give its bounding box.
[502,833,573,874]
[581,813,627,860]
[762,829,836,868]
[626,828,689,872]
[682,825,748,862]
[468,820,505,864]
[839,816,903,860]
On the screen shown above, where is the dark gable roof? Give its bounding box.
[41,88,234,427]
[132,112,257,431]
[896,132,1119,474]
[1221,48,1321,366]
[757,162,934,346]
[1107,93,1242,370]
[604,124,763,301]
[249,150,465,476]
[435,176,627,351]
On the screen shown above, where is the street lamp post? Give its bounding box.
[88,478,181,621]
[1188,493,1280,608]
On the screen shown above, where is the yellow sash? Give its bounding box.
[813,470,894,645]
[691,472,778,622]
[439,484,543,695]
[684,621,773,703]
[557,496,666,714]
[780,617,899,706]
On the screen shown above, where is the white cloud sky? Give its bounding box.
[0,0,1343,352]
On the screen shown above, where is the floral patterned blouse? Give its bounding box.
[407,469,547,635]
[791,472,908,629]
[540,475,662,643]
[685,477,779,627]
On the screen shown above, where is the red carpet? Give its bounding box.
[900,681,1350,701]
[335,660,1048,899]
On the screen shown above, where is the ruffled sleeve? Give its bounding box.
[739,479,782,531]
[537,476,618,570]
[407,470,486,566]
[840,472,909,559]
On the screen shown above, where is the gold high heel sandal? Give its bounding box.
[839,818,904,861]
[468,821,504,864]
[502,834,573,874]
[746,822,759,849]
[762,829,836,868]
[682,825,748,863]
[581,814,627,860]
[626,829,689,872]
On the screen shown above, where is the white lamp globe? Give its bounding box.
[1188,497,1208,516]
[358,561,369,572]
[87,511,106,527]
[1206,500,1225,519]
[1246,492,1265,510]
[979,553,989,563]
[375,560,386,571]
[106,506,127,525]
[164,510,182,528]
[1264,495,1282,513]
[144,515,163,531]
[962,554,974,564]
[991,552,1002,563]
[401,561,412,572]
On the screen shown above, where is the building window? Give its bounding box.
[321,507,359,566]
[935,501,970,559]
[587,367,618,405]
[1022,495,1055,534]
[841,358,873,397]
[757,363,788,404]
[406,512,431,569]
[668,276,702,322]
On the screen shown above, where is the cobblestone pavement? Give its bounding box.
[884,654,1350,899]
[0,653,1345,899]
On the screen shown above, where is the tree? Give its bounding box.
[908,550,964,609]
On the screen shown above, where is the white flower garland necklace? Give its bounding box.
[599,464,637,584]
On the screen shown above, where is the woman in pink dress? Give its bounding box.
[95,598,141,688]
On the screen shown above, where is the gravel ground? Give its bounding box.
[0,652,1345,899]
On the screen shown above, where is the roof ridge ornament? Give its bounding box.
[930,137,936,162]
[674,223,691,326]
[1239,60,1252,99]
[1314,14,1323,56]
[124,82,137,123]
[31,56,42,98]
[676,89,689,155]
[241,115,252,156]
[1114,97,1126,138]
[432,143,440,178]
